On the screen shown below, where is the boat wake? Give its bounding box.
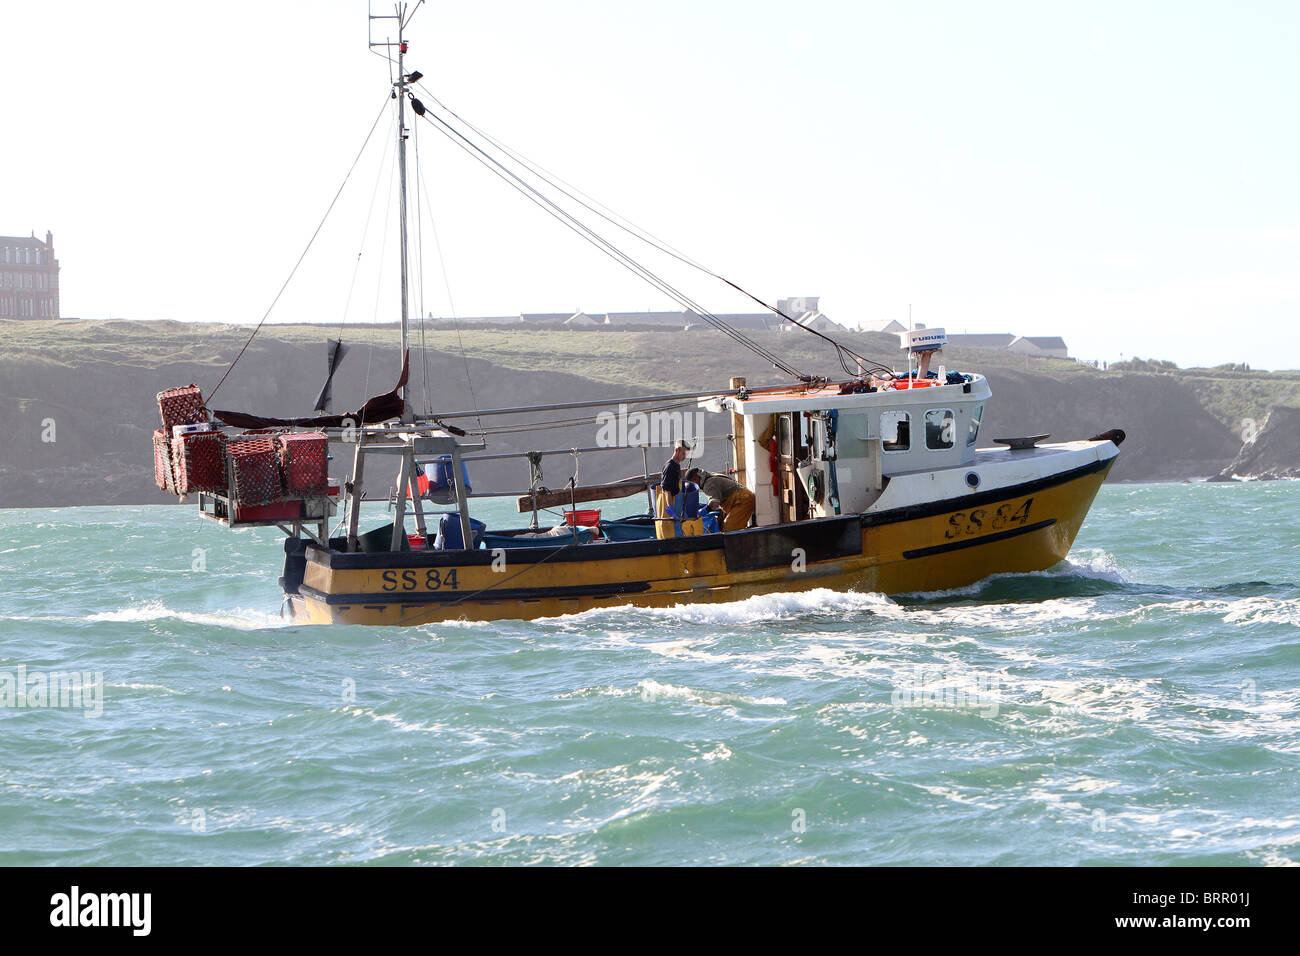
[85,601,287,631]
[531,588,897,628]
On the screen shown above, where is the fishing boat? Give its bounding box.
[150,6,1123,626]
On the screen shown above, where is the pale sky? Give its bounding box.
[2,0,1297,369]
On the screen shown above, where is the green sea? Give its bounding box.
[1,480,1297,865]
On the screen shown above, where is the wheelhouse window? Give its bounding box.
[967,403,984,446]
[881,410,910,451]
[925,408,955,449]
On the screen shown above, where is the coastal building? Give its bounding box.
[0,231,59,319]
[946,333,1017,350]
[941,332,1071,359]
[860,318,908,334]
[1007,335,1069,359]
[775,296,848,334]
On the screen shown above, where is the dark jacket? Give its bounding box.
[693,470,742,502]
[661,458,682,496]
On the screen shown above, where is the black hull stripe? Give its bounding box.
[901,518,1057,559]
[861,455,1110,528]
[303,453,1114,572]
[298,580,653,607]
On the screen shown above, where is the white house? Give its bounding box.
[859,318,908,334]
[1007,335,1069,359]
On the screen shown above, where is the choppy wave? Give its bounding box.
[84,601,288,631]
[3,484,1299,866]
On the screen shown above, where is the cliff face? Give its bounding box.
[0,334,669,509]
[0,321,1272,508]
[1212,405,1300,481]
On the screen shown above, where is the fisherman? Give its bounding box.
[685,466,755,532]
[655,441,702,538]
[661,439,690,499]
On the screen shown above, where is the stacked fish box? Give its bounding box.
[226,431,337,522]
[171,425,227,494]
[154,385,209,494]
[227,434,289,519]
[277,432,329,497]
[151,385,335,523]
[153,429,178,492]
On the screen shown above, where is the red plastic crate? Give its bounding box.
[277,432,328,495]
[156,385,206,433]
[563,509,601,527]
[227,435,283,506]
[152,429,176,493]
[171,431,227,494]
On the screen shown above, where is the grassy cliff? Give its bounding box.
[1,318,1291,508]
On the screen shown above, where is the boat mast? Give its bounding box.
[359,3,429,553]
[394,9,413,422]
[370,3,415,423]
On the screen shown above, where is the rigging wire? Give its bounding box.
[207,94,391,403]
[412,85,895,380]
[341,106,399,330]
[362,112,402,405]
[406,103,808,380]
[414,82,711,271]
[332,99,401,377]
[412,124,485,437]
[412,112,432,415]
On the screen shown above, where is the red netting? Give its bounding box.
[156,385,207,433]
[227,436,283,506]
[171,431,228,494]
[277,432,328,496]
[152,429,176,493]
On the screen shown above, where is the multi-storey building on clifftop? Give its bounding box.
[0,231,60,319]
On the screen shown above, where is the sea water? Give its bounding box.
[1,481,1297,866]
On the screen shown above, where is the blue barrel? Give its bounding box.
[428,455,472,504]
[434,513,486,550]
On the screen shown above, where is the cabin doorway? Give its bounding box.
[776,412,810,523]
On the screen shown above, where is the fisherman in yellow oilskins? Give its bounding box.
[655,440,704,538]
[685,466,756,532]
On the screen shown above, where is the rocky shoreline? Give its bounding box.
[1211,405,1300,482]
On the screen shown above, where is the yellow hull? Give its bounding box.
[285,457,1114,626]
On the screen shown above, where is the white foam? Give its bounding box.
[1127,596,1300,628]
[880,596,1110,631]
[535,588,895,628]
[1222,596,1300,627]
[105,682,182,695]
[637,679,786,708]
[646,589,895,626]
[86,601,286,631]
